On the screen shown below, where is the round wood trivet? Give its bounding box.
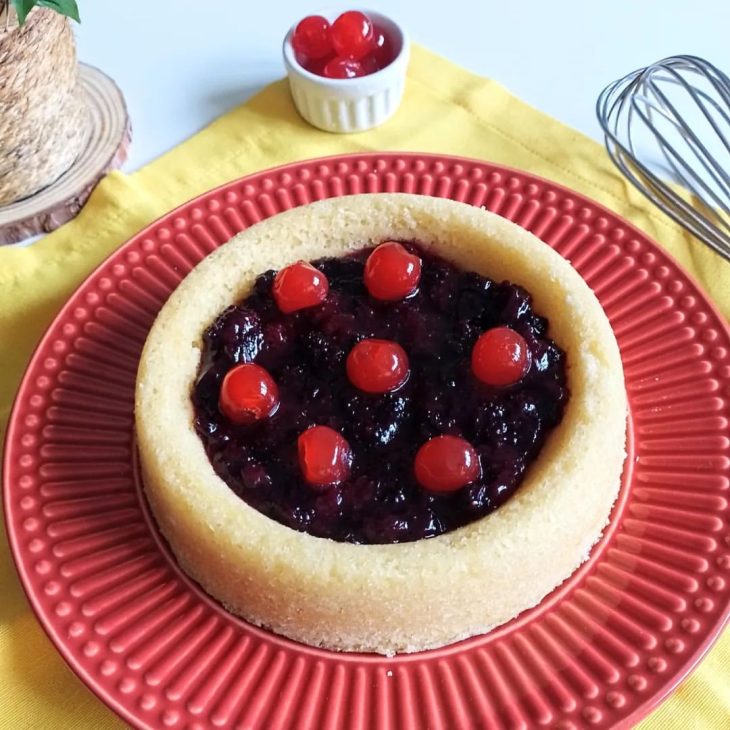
[0,63,131,245]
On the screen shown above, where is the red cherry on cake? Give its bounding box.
[364,241,422,300]
[298,425,352,487]
[346,338,409,393]
[331,10,375,60]
[219,363,279,424]
[292,15,333,59]
[471,326,531,387]
[273,261,329,313]
[414,435,480,493]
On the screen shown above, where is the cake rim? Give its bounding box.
[135,192,627,655]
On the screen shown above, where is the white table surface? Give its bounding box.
[75,0,730,173]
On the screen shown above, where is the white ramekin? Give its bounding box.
[282,10,410,134]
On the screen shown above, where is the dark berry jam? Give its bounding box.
[192,244,568,544]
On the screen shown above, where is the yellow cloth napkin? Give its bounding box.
[1,45,728,729]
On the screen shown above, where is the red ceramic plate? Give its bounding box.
[5,153,730,730]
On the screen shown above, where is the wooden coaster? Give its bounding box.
[0,63,131,245]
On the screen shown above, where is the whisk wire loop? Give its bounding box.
[644,79,730,193]
[597,54,730,261]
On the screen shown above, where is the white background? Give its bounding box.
[74,1,730,172]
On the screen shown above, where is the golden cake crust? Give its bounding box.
[135,193,627,655]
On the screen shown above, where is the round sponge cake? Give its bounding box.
[135,193,627,655]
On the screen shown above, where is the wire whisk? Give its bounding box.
[596,55,730,262]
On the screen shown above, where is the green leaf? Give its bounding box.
[37,0,80,23]
[10,0,80,25]
[11,0,38,26]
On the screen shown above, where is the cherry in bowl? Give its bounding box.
[283,9,409,133]
[291,10,397,79]
[291,15,333,60]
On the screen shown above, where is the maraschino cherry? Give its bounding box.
[219,363,279,424]
[346,338,409,393]
[414,435,481,493]
[272,261,329,313]
[323,57,365,79]
[291,11,395,78]
[298,425,352,487]
[472,327,531,387]
[364,241,422,300]
[370,26,392,68]
[331,10,375,60]
[291,15,333,59]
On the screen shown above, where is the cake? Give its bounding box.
[135,193,627,655]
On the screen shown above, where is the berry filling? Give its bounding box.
[192,243,568,544]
